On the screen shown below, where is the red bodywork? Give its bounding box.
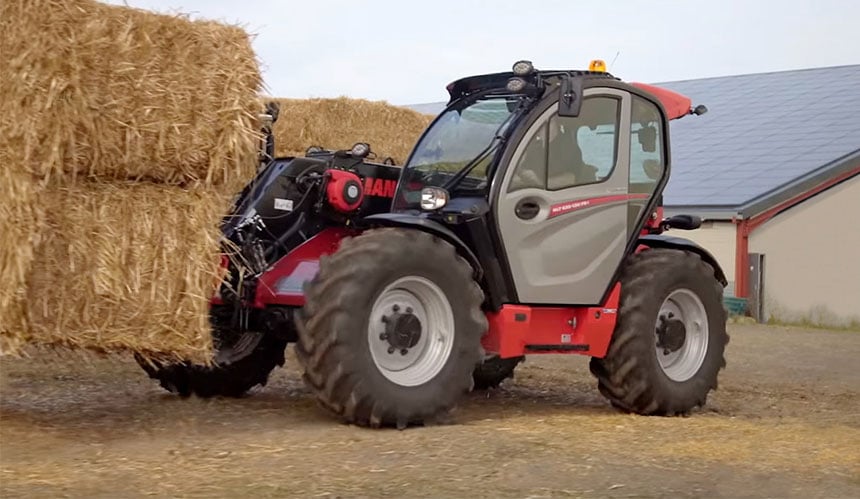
[253,227,358,307]
[631,82,692,121]
[242,225,640,359]
[217,208,699,359]
[481,283,621,359]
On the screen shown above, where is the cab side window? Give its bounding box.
[508,96,620,193]
[628,96,665,228]
[508,122,548,192]
[629,95,664,194]
[547,96,619,190]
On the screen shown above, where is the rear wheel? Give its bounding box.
[589,248,728,415]
[295,228,487,428]
[472,355,524,390]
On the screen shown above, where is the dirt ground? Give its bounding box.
[1,323,858,499]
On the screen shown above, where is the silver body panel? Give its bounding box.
[494,88,634,305]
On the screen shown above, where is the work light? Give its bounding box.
[506,77,527,93]
[512,60,534,76]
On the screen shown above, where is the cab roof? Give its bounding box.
[445,70,695,121]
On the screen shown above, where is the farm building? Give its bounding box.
[408,64,860,328]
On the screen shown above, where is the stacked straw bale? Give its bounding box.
[25,183,232,361]
[272,97,434,164]
[0,169,42,355]
[0,0,262,362]
[1,0,262,187]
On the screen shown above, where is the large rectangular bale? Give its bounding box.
[23,181,233,363]
[0,0,262,188]
[272,97,433,164]
[0,169,42,355]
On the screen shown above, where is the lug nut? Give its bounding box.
[400,349,409,356]
[392,305,400,312]
[387,346,396,354]
[381,315,389,324]
[379,332,388,341]
[406,307,413,314]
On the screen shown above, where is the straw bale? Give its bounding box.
[0,169,43,355]
[0,0,262,188]
[23,181,233,363]
[271,97,434,164]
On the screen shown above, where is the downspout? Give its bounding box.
[734,217,751,298]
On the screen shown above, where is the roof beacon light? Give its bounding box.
[512,60,534,76]
[506,77,527,93]
[589,59,607,72]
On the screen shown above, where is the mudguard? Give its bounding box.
[638,234,728,286]
[363,213,484,280]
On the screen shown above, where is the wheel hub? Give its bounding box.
[380,306,423,355]
[656,313,686,355]
[654,289,710,383]
[367,276,455,387]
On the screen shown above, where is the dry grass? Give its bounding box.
[0,0,262,189]
[0,170,42,355]
[271,97,434,164]
[21,181,233,363]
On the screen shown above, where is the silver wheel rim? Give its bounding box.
[368,276,455,387]
[655,289,709,382]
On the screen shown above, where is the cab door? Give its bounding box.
[493,88,635,305]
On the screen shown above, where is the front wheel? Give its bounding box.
[295,228,488,428]
[589,248,728,415]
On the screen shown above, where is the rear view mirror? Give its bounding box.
[558,77,583,117]
[638,125,657,153]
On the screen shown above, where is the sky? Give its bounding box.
[103,0,860,105]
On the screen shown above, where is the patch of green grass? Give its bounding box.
[765,316,860,333]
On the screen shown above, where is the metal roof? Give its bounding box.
[405,65,860,218]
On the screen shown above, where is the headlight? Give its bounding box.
[420,187,449,211]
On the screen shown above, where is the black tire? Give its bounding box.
[472,355,524,390]
[294,228,487,429]
[136,333,288,398]
[589,248,729,415]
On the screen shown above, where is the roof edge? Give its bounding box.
[738,149,860,219]
[653,63,860,86]
[666,148,860,220]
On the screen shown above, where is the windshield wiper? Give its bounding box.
[440,105,522,190]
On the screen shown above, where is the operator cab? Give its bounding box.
[374,60,708,308]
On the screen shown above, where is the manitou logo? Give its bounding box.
[363,177,397,198]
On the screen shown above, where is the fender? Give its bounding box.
[363,213,484,281]
[254,227,359,307]
[638,234,729,286]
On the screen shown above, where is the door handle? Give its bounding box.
[515,200,540,220]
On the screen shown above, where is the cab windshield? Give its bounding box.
[393,95,524,210]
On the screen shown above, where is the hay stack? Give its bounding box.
[25,183,232,362]
[1,0,261,188]
[272,97,434,164]
[0,0,263,362]
[0,170,42,355]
